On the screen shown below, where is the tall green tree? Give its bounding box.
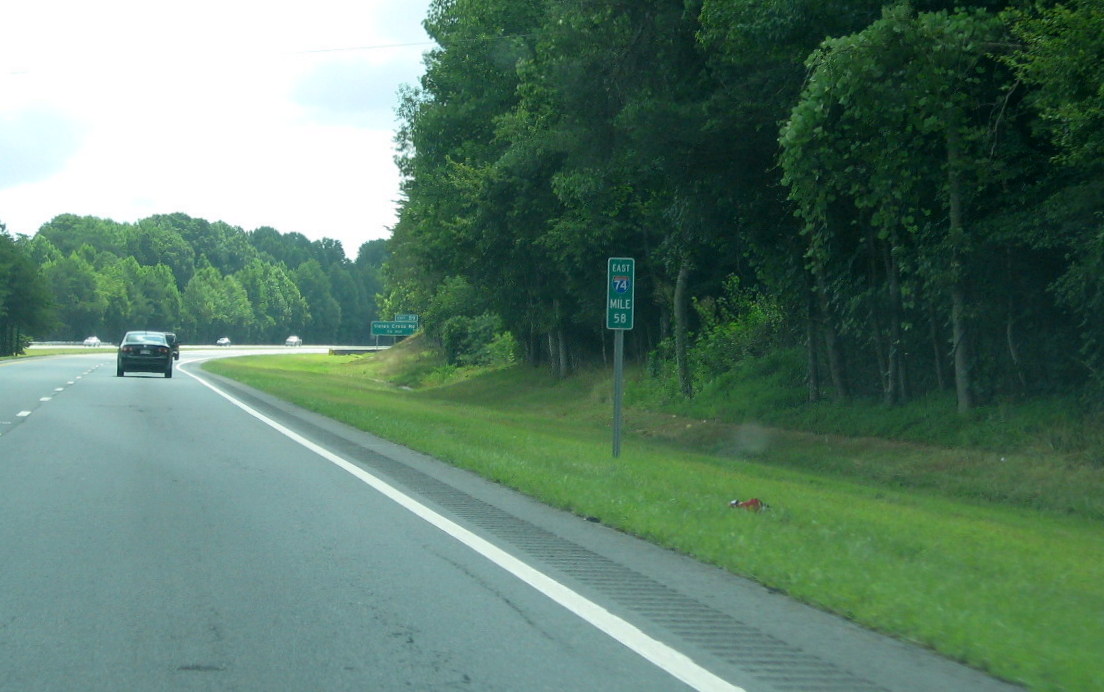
[36,214,127,258]
[103,258,183,336]
[353,238,387,329]
[391,0,548,360]
[523,0,719,381]
[0,227,54,354]
[780,6,1020,411]
[40,254,107,340]
[181,265,254,343]
[329,263,371,343]
[97,257,135,339]
[236,259,309,342]
[139,263,184,332]
[1005,0,1104,389]
[249,227,315,269]
[146,214,256,277]
[1006,0,1104,167]
[126,218,196,289]
[295,259,341,342]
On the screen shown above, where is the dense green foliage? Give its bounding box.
[387,0,1104,414]
[2,212,387,347]
[0,224,53,355]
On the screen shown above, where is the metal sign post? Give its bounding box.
[607,257,634,457]
[613,330,625,457]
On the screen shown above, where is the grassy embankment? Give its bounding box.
[204,340,1104,692]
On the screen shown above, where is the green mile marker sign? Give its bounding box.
[606,257,634,457]
[606,257,635,330]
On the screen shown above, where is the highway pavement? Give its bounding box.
[0,350,1024,691]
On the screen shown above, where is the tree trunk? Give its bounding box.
[557,325,568,378]
[546,330,567,379]
[814,269,849,399]
[883,237,905,405]
[674,256,693,398]
[525,325,539,366]
[805,284,821,402]
[3,324,15,357]
[951,283,972,412]
[1007,310,1027,393]
[947,126,973,413]
[927,300,946,391]
[870,304,890,400]
[543,299,569,379]
[863,226,891,403]
[653,281,672,345]
[1005,253,1028,394]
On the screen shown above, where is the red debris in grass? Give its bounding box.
[728,498,767,512]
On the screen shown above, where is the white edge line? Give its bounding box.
[181,365,742,692]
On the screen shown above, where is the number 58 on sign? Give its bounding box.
[606,257,635,330]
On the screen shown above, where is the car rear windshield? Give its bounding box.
[125,333,167,345]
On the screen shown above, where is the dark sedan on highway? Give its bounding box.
[117,331,174,378]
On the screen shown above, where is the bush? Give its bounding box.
[483,330,521,366]
[421,275,486,345]
[644,278,792,402]
[692,281,786,380]
[441,313,518,366]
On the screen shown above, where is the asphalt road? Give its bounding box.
[0,350,1025,691]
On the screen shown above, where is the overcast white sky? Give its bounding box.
[0,0,435,258]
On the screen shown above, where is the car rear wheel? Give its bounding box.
[117,365,124,377]
[164,365,173,379]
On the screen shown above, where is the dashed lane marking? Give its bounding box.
[0,361,109,437]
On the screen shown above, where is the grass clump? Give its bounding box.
[205,342,1104,692]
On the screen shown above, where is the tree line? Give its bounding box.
[0,224,52,356]
[385,0,1104,411]
[0,213,386,353]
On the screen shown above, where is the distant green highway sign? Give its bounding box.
[371,321,418,336]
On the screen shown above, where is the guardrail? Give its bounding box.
[329,347,387,355]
